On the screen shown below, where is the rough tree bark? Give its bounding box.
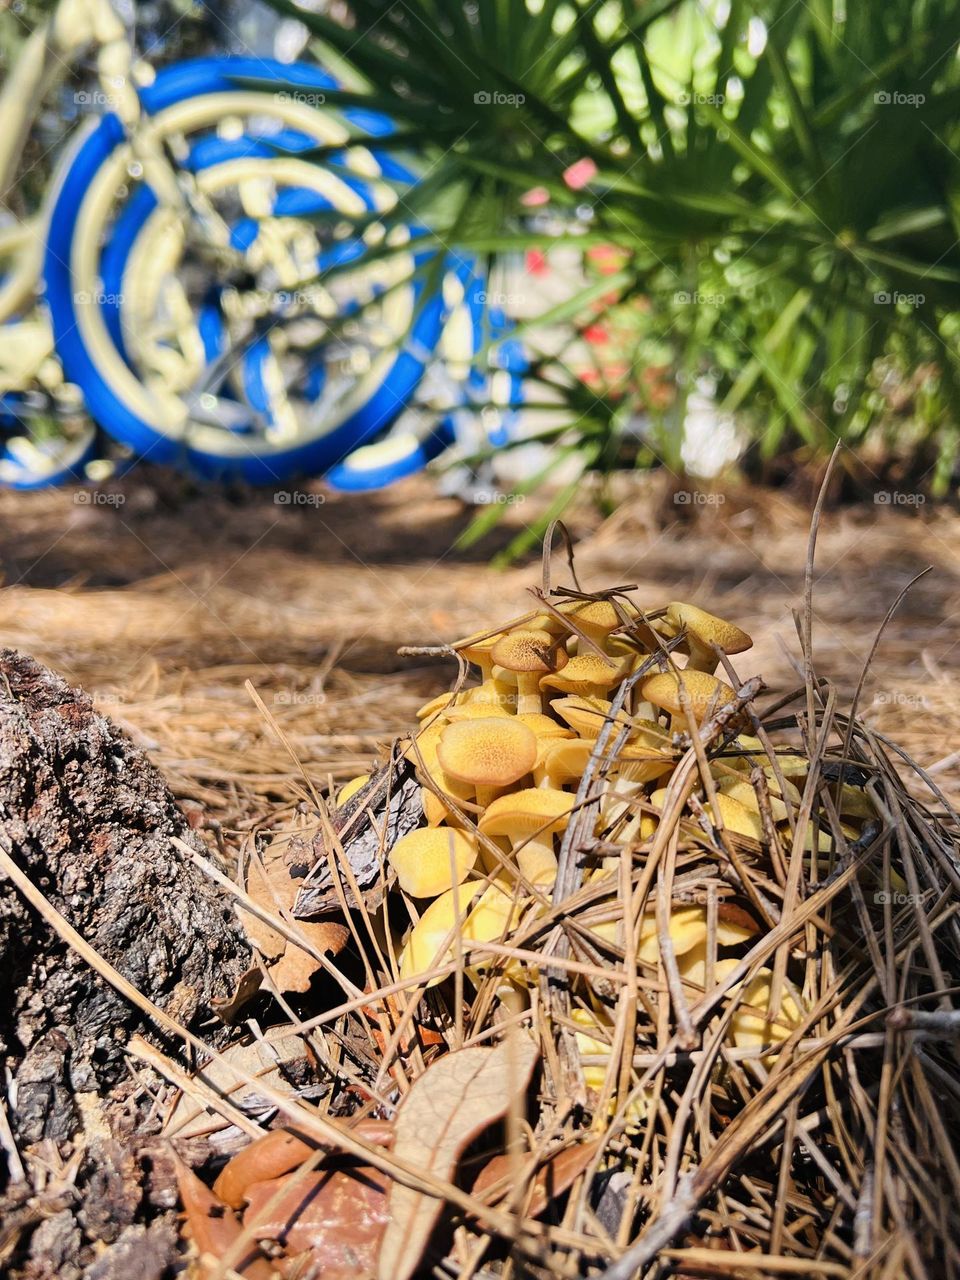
[0,649,254,1277]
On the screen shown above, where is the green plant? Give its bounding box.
[270,0,960,538]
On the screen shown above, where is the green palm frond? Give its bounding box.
[269,0,960,522]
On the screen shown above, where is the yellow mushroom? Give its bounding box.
[540,653,627,701]
[389,827,478,898]
[661,601,752,674]
[336,773,370,806]
[479,787,576,887]
[717,775,799,824]
[558,598,632,653]
[534,737,595,789]
[490,629,569,716]
[453,632,512,706]
[725,965,805,1050]
[641,669,739,734]
[552,694,632,739]
[436,716,538,808]
[399,880,520,989]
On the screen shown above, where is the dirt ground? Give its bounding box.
[1,472,957,834]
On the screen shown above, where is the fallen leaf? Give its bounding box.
[212,966,265,1023]
[215,1119,395,1209]
[240,855,349,994]
[471,1138,602,1218]
[244,1164,390,1279]
[362,991,444,1055]
[215,1129,319,1209]
[378,1035,540,1280]
[165,1032,307,1144]
[268,918,350,994]
[174,1155,275,1279]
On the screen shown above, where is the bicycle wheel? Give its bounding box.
[0,414,98,489]
[325,277,526,491]
[44,57,450,484]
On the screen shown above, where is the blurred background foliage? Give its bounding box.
[270,0,960,505]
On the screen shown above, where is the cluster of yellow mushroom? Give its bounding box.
[338,596,867,1089]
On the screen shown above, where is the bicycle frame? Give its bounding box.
[0,0,136,334]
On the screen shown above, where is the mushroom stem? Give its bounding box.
[514,673,542,716]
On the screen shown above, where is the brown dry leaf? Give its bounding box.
[174,1154,276,1279]
[244,1165,390,1279]
[215,1129,320,1209]
[215,1119,395,1210]
[165,1032,307,1143]
[378,1035,540,1280]
[362,991,444,1055]
[471,1138,602,1218]
[240,856,292,959]
[240,855,349,993]
[269,918,350,994]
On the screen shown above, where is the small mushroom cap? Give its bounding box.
[726,966,804,1048]
[552,694,631,738]
[399,881,520,986]
[641,670,737,721]
[559,598,631,639]
[664,602,752,656]
[490,629,569,677]
[479,787,575,839]
[712,792,765,840]
[517,713,575,741]
[336,774,370,806]
[637,904,710,964]
[416,691,459,721]
[539,737,595,783]
[719,776,798,822]
[442,702,513,723]
[453,631,505,661]
[437,717,537,788]
[389,827,478,898]
[729,736,809,778]
[540,653,626,696]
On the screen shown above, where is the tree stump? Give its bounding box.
[0,649,253,1275]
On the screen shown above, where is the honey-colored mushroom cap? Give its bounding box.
[479,786,576,839]
[552,694,631,738]
[437,717,537,789]
[663,602,752,673]
[540,653,625,696]
[491,629,569,676]
[389,827,478,898]
[641,669,737,722]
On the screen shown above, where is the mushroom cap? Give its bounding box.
[399,881,520,986]
[453,630,504,662]
[559,598,630,638]
[479,787,575,839]
[437,717,537,788]
[336,774,370,806]
[726,966,804,1048]
[517,713,575,741]
[712,792,765,840]
[490,629,569,677]
[664,601,752,656]
[443,702,513,723]
[552,694,631,738]
[416,691,459,721]
[719,776,797,823]
[539,737,595,784]
[540,653,625,696]
[637,904,709,964]
[641,670,737,721]
[389,827,478,898]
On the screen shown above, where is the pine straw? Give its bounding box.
[167,477,957,1278]
[3,471,959,1276]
